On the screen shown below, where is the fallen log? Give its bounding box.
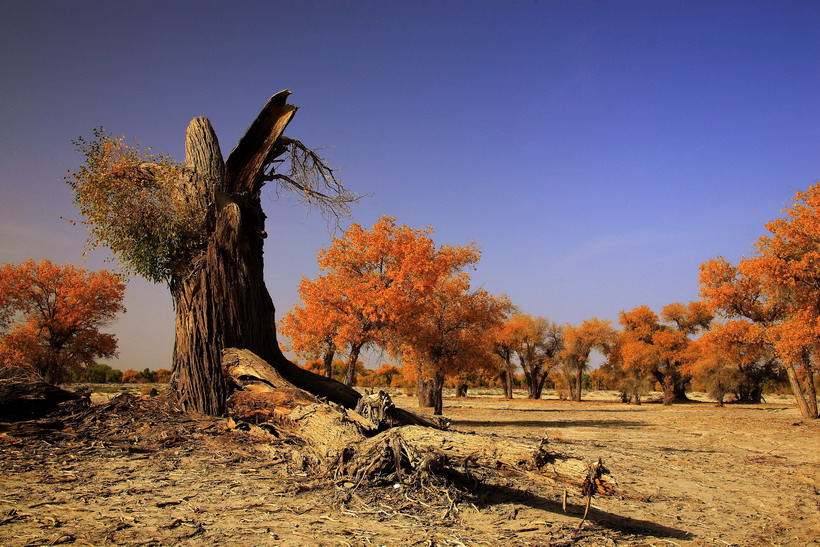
[0,378,89,421]
[221,348,616,499]
[333,424,615,494]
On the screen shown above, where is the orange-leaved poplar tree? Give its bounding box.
[490,307,521,399]
[560,318,616,402]
[278,275,341,378]
[606,328,655,404]
[395,274,509,414]
[689,320,775,404]
[498,313,563,400]
[617,302,712,405]
[700,183,820,418]
[0,259,125,383]
[283,216,480,387]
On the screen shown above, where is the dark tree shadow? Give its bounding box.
[472,481,692,541]
[476,407,652,413]
[451,419,649,429]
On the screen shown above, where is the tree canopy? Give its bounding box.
[0,259,125,383]
[700,182,820,418]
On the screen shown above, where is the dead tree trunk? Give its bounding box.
[0,379,89,421]
[168,92,361,415]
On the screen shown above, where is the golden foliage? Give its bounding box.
[0,260,125,383]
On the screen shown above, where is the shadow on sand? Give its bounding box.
[451,418,649,429]
[476,482,692,541]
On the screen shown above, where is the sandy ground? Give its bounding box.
[0,388,818,546]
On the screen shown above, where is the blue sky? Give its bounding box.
[1,1,818,370]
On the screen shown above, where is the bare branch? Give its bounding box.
[261,136,364,223]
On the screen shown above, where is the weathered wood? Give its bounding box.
[335,425,615,492]
[221,348,614,494]
[169,95,365,416]
[224,90,297,194]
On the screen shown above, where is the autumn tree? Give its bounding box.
[689,331,742,406]
[67,92,364,414]
[499,314,563,400]
[617,302,712,405]
[0,260,125,384]
[491,313,520,399]
[121,369,140,383]
[560,318,616,402]
[278,275,341,378]
[281,216,481,388]
[699,184,820,418]
[604,330,654,404]
[691,320,776,404]
[396,275,508,414]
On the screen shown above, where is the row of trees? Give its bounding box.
[2,199,817,419]
[72,364,172,384]
[280,201,820,419]
[696,183,820,418]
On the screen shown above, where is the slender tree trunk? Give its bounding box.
[344,344,362,386]
[499,369,512,399]
[499,359,514,399]
[535,368,550,399]
[322,343,335,378]
[662,384,675,405]
[168,92,362,415]
[785,362,819,419]
[432,372,445,415]
[575,365,584,402]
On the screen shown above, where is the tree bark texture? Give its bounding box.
[168,92,361,415]
[344,344,362,386]
[785,361,819,419]
[500,367,514,399]
[322,344,336,378]
[417,376,436,408]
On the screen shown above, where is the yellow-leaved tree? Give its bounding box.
[700,182,820,418]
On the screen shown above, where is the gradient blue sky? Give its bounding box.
[1,1,818,370]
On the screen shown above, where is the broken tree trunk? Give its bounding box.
[222,348,616,497]
[168,91,363,415]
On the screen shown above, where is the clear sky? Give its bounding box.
[1,1,818,370]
